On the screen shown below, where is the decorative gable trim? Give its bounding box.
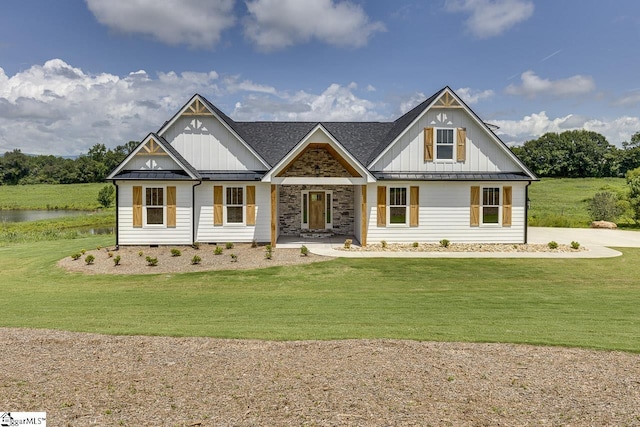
[182,98,213,116]
[433,91,462,108]
[107,133,200,180]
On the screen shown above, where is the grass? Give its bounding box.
[528,177,632,227]
[0,235,639,352]
[0,183,107,210]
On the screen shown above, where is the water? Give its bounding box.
[0,209,89,223]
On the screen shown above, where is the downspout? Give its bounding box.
[192,180,202,244]
[524,181,531,244]
[113,181,119,249]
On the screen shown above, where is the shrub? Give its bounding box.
[85,254,95,265]
[191,255,202,265]
[71,253,81,261]
[138,251,144,257]
[145,256,158,266]
[380,240,387,249]
[300,245,309,256]
[113,255,121,266]
[96,245,101,250]
[412,242,419,248]
[344,239,353,249]
[265,244,273,260]
[548,241,559,250]
[230,253,238,262]
[97,184,115,208]
[440,239,450,248]
[251,239,258,248]
[214,246,223,255]
[225,242,234,249]
[170,248,181,257]
[588,191,624,222]
[571,241,580,250]
[107,251,114,258]
[192,242,200,250]
[80,249,86,255]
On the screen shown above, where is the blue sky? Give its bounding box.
[1,0,639,156]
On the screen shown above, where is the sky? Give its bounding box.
[1,0,639,156]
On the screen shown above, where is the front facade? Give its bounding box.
[107,87,537,247]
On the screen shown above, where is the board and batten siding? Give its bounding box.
[124,154,181,171]
[117,181,193,245]
[365,182,527,244]
[194,182,271,243]
[370,109,520,173]
[160,115,265,171]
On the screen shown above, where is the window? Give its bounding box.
[145,187,164,225]
[389,187,407,224]
[226,187,243,223]
[482,187,500,224]
[436,128,454,160]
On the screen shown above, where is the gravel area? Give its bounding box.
[340,242,586,253]
[1,328,638,426]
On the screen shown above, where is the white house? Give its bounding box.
[107,87,537,247]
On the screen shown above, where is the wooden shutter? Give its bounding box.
[470,186,480,227]
[377,186,386,227]
[456,128,466,162]
[133,186,142,228]
[424,127,434,161]
[213,185,223,226]
[246,185,256,226]
[502,186,512,227]
[167,186,176,228]
[410,186,419,227]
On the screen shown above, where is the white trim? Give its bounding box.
[301,190,333,230]
[481,185,502,227]
[434,127,456,162]
[387,185,410,227]
[223,185,246,226]
[143,185,166,228]
[272,177,367,185]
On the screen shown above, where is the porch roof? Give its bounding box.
[199,171,267,181]
[111,170,194,180]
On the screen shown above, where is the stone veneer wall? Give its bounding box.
[281,147,352,177]
[279,185,354,236]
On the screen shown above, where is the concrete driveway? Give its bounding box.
[528,227,640,248]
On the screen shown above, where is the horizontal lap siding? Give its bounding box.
[365,182,526,244]
[117,181,193,245]
[195,182,271,243]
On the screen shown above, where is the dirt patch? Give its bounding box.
[58,243,330,275]
[1,328,638,426]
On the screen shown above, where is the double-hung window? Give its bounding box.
[145,187,164,225]
[226,187,244,224]
[389,187,408,225]
[436,128,454,160]
[482,187,500,224]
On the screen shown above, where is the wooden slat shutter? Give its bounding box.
[410,186,419,227]
[133,186,142,228]
[502,186,512,227]
[424,127,434,161]
[470,186,480,227]
[167,186,176,228]
[246,185,256,226]
[377,186,386,227]
[456,128,466,162]
[213,186,223,226]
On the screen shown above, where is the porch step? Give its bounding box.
[300,231,335,239]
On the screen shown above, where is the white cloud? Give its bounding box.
[85,0,236,48]
[399,92,426,114]
[445,0,533,38]
[615,89,640,107]
[456,87,494,104]
[505,70,596,98]
[243,0,385,51]
[493,111,640,146]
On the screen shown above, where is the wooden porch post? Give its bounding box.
[360,186,367,246]
[270,184,277,247]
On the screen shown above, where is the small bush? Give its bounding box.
[170,248,181,257]
[97,184,115,208]
[344,239,353,249]
[192,242,200,250]
[230,253,238,262]
[412,242,419,248]
[251,239,258,248]
[548,241,559,250]
[107,251,114,258]
[85,254,95,265]
[571,241,580,250]
[225,242,234,250]
[138,251,144,257]
[265,244,273,260]
[113,255,121,266]
[80,249,86,255]
[145,256,158,266]
[588,191,624,222]
[380,240,387,249]
[214,246,223,255]
[96,245,101,250]
[191,255,202,265]
[300,245,309,256]
[71,253,81,261]
[440,239,450,248]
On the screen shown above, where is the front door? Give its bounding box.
[309,192,325,229]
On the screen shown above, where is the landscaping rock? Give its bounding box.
[590,220,617,229]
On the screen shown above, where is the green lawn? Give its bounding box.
[1,235,638,352]
[528,177,631,227]
[0,183,107,210]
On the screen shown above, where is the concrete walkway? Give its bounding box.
[277,227,640,259]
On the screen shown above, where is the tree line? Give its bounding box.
[511,130,640,178]
[0,141,138,185]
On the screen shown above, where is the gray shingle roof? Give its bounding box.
[112,170,193,180]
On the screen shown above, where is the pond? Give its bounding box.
[0,209,89,223]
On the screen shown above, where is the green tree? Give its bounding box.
[626,166,640,224]
[97,184,116,208]
[588,191,624,222]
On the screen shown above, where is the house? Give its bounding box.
[107,86,537,247]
